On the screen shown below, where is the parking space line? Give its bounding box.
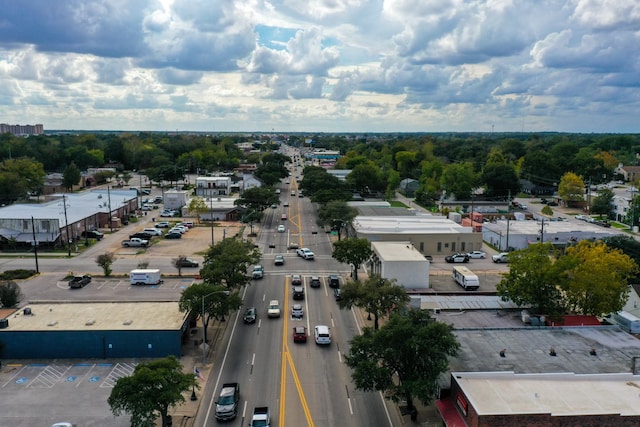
[76,363,99,387]
[28,364,70,388]
[1,364,27,388]
[101,362,136,388]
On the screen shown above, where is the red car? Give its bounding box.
[293,326,307,343]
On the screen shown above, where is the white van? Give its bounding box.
[314,325,331,345]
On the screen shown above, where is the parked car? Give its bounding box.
[129,232,154,240]
[466,251,486,259]
[141,204,153,211]
[274,255,285,266]
[445,253,470,263]
[81,230,104,240]
[310,276,321,288]
[296,248,315,260]
[143,228,163,236]
[243,307,257,324]
[293,326,307,343]
[291,304,304,319]
[164,231,182,239]
[176,258,199,268]
[155,221,171,228]
[492,252,510,263]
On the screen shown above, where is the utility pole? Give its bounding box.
[506,190,511,251]
[540,218,546,244]
[31,216,39,273]
[62,195,71,257]
[210,197,214,245]
[107,186,113,232]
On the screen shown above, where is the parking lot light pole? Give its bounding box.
[201,290,230,365]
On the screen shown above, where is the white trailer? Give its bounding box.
[611,311,640,334]
[452,266,480,291]
[129,269,163,286]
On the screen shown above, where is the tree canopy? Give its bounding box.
[345,309,459,416]
[332,238,373,281]
[200,237,261,289]
[108,356,197,427]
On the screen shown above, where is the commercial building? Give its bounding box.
[368,241,430,290]
[0,123,44,136]
[0,302,188,358]
[352,214,482,257]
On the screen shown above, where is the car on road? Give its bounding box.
[314,325,331,345]
[243,307,257,324]
[267,300,281,318]
[164,231,182,239]
[296,248,315,260]
[283,202,289,207]
[287,242,299,250]
[329,275,340,288]
[252,265,264,279]
[492,252,510,263]
[277,225,285,233]
[291,274,302,285]
[466,251,486,259]
[445,253,469,263]
[310,276,321,288]
[333,288,343,301]
[176,258,199,268]
[215,382,240,421]
[274,255,285,266]
[291,304,304,319]
[155,221,171,228]
[141,204,153,211]
[292,286,305,300]
[293,326,307,343]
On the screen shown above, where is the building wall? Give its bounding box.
[382,260,429,289]
[356,231,482,256]
[1,329,183,359]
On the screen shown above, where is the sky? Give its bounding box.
[1,0,639,134]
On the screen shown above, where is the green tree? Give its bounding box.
[188,196,209,223]
[95,252,115,277]
[590,188,614,217]
[108,355,196,427]
[179,283,241,341]
[558,172,585,205]
[441,162,477,200]
[317,200,357,239]
[346,162,383,195]
[496,244,565,318]
[0,280,23,308]
[481,149,520,200]
[235,187,278,213]
[339,275,410,330]
[0,157,46,204]
[601,235,640,283]
[555,240,636,316]
[63,162,81,191]
[200,237,260,289]
[345,309,459,417]
[332,238,373,281]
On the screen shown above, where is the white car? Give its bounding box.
[142,228,163,236]
[296,248,315,260]
[277,225,285,233]
[466,251,486,259]
[267,300,281,318]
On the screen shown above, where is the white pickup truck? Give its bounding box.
[121,237,149,247]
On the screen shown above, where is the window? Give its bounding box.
[460,242,466,252]
[451,242,456,252]
[23,220,29,230]
[419,242,424,252]
[42,220,50,231]
[437,242,442,252]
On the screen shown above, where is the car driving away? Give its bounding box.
[293,326,307,343]
[291,274,302,285]
[445,253,470,263]
[466,251,486,259]
[243,307,257,324]
[274,255,285,266]
[291,304,304,319]
[215,382,240,421]
[296,247,315,260]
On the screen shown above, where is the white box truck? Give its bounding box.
[130,269,163,286]
[452,266,480,291]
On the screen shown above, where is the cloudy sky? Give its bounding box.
[1,0,639,133]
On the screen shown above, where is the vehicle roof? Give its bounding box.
[294,326,306,333]
[269,300,279,305]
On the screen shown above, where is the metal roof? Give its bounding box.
[353,215,473,235]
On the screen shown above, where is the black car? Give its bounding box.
[129,232,154,240]
[333,288,343,301]
[81,230,104,240]
[329,275,340,288]
[164,232,182,239]
[243,307,257,324]
[176,258,199,268]
[310,276,321,288]
[292,286,305,300]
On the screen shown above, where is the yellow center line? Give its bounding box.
[285,348,315,426]
[279,278,290,426]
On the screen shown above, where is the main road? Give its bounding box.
[196,154,402,426]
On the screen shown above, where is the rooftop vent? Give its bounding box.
[122,319,133,325]
[85,319,95,326]
[23,307,32,315]
[47,321,58,327]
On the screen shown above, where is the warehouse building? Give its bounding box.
[0,302,189,359]
[368,241,430,290]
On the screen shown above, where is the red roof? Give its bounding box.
[435,398,468,427]
[549,315,601,326]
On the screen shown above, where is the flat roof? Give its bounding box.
[453,371,640,416]
[354,215,472,235]
[484,218,624,237]
[372,241,428,262]
[5,302,187,331]
[0,189,136,224]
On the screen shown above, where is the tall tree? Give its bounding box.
[0,157,46,204]
[179,283,242,342]
[346,162,384,195]
[440,162,477,200]
[332,238,373,281]
[200,237,260,289]
[63,161,81,191]
[108,356,196,427]
[188,196,209,223]
[555,240,636,316]
[345,309,459,418]
[557,172,585,205]
[317,200,357,239]
[235,187,279,213]
[338,274,410,330]
[496,243,565,318]
[590,188,614,217]
[481,149,520,200]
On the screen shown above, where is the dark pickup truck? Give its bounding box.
[69,275,91,289]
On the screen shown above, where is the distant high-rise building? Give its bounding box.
[0,123,44,136]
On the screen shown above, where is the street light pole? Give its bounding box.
[62,195,71,257]
[201,290,230,365]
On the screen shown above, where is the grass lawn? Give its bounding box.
[389,200,409,208]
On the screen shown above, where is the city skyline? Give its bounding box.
[1,0,639,134]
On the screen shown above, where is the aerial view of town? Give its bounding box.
[1,2,640,427]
